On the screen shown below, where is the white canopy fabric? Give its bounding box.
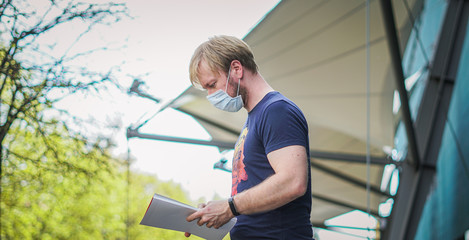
[176,0,420,225]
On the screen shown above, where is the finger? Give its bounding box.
[184,232,191,237]
[197,217,207,226]
[197,203,206,209]
[214,220,227,229]
[186,211,202,222]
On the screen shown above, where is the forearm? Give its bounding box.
[233,171,307,215]
[233,145,309,215]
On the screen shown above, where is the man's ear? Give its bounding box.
[230,60,244,79]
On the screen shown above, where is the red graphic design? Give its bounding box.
[232,128,248,195]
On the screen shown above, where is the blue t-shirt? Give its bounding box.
[230,91,313,240]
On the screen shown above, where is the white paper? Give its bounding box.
[140,194,237,240]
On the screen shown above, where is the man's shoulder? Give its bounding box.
[251,92,304,124]
[262,92,301,113]
[261,92,293,108]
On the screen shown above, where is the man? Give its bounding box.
[185,35,313,239]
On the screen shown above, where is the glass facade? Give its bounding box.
[382,0,447,206]
[401,0,447,78]
[393,0,448,158]
[415,12,469,239]
[382,0,469,238]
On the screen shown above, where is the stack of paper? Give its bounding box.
[140,194,237,240]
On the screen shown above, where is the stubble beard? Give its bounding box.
[228,77,248,107]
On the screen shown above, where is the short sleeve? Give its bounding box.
[259,100,309,155]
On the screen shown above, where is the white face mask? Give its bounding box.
[206,67,244,112]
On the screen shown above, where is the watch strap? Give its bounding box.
[228,197,240,216]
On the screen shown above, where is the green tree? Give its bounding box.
[0,0,129,235]
[1,125,126,239]
[1,124,208,239]
[0,0,128,175]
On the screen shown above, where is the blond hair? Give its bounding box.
[189,35,258,89]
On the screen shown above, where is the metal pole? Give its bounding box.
[379,0,421,168]
[126,128,236,149]
[311,161,392,198]
[309,150,389,165]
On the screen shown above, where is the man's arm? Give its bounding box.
[234,144,309,214]
[186,145,309,228]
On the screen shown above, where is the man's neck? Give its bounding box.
[244,73,274,112]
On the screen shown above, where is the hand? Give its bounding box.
[186,199,233,229]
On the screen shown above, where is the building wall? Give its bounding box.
[415,14,469,240]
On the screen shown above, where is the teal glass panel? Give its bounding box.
[392,0,447,171]
[388,0,449,222]
[415,9,469,240]
[402,0,447,77]
[400,0,447,120]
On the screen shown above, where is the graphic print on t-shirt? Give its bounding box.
[232,127,248,195]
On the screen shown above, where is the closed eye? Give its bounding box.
[207,81,216,89]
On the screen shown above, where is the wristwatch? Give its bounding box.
[228,197,240,216]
